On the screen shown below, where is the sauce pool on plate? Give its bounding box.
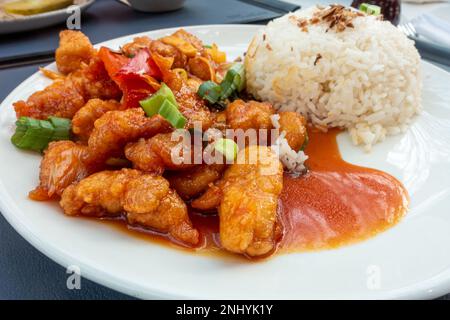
[278,129,408,252]
[95,129,409,257]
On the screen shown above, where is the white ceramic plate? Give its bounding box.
[0,0,95,35]
[1,25,450,300]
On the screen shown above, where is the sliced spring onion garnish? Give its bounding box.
[158,99,186,129]
[140,83,177,116]
[359,3,381,15]
[197,63,245,106]
[139,83,186,129]
[219,63,245,100]
[300,132,309,151]
[197,81,222,104]
[225,63,246,93]
[214,138,239,162]
[48,116,71,141]
[11,116,72,152]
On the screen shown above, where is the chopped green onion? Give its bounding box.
[359,3,369,12]
[359,3,381,15]
[11,116,31,145]
[158,99,186,129]
[16,119,53,151]
[203,44,212,49]
[48,116,71,141]
[219,63,245,100]
[11,116,72,152]
[228,63,246,92]
[140,83,177,116]
[214,138,239,162]
[197,81,222,104]
[300,132,309,151]
[197,63,246,107]
[139,83,186,129]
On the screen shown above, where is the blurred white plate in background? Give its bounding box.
[0,0,95,35]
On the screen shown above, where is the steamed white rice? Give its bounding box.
[245,5,422,151]
[270,114,308,175]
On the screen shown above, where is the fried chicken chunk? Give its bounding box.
[278,111,307,151]
[125,133,194,175]
[121,36,188,69]
[121,28,206,69]
[88,108,171,162]
[168,164,226,200]
[121,36,153,57]
[176,83,213,130]
[172,29,204,51]
[68,56,122,103]
[30,109,169,201]
[55,30,96,74]
[60,169,199,245]
[72,99,123,141]
[226,100,275,130]
[151,40,188,69]
[29,141,97,201]
[192,146,283,257]
[14,57,121,119]
[13,77,84,120]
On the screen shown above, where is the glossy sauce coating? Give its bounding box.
[88,129,409,257]
[278,129,408,251]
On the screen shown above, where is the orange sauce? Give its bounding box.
[91,129,409,257]
[278,129,409,252]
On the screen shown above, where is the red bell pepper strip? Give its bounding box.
[98,47,163,108]
[98,47,129,79]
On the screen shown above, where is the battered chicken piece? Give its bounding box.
[121,36,152,57]
[191,183,223,211]
[175,83,213,130]
[55,30,96,74]
[31,109,170,199]
[13,77,84,120]
[70,56,122,102]
[29,141,98,201]
[188,56,215,81]
[168,164,226,200]
[14,57,121,119]
[72,99,123,141]
[173,29,204,51]
[121,36,188,68]
[88,108,171,162]
[193,146,283,257]
[60,169,199,245]
[151,40,188,69]
[226,100,275,130]
[125,133,194,175]
[278,111,308,151]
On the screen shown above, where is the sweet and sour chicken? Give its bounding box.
[60,169,199,245]
[14,56,122,119]
[11,29,308,258]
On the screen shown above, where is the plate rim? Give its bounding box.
[0,0,96,25]
[1,24,450,300]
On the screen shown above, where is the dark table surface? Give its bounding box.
[0,0,285,61]
[0,0,449,300]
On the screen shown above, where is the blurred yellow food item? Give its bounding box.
[3,0,74,15]
[206,44,226,64]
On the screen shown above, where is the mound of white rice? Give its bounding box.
[245,5,422,151]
